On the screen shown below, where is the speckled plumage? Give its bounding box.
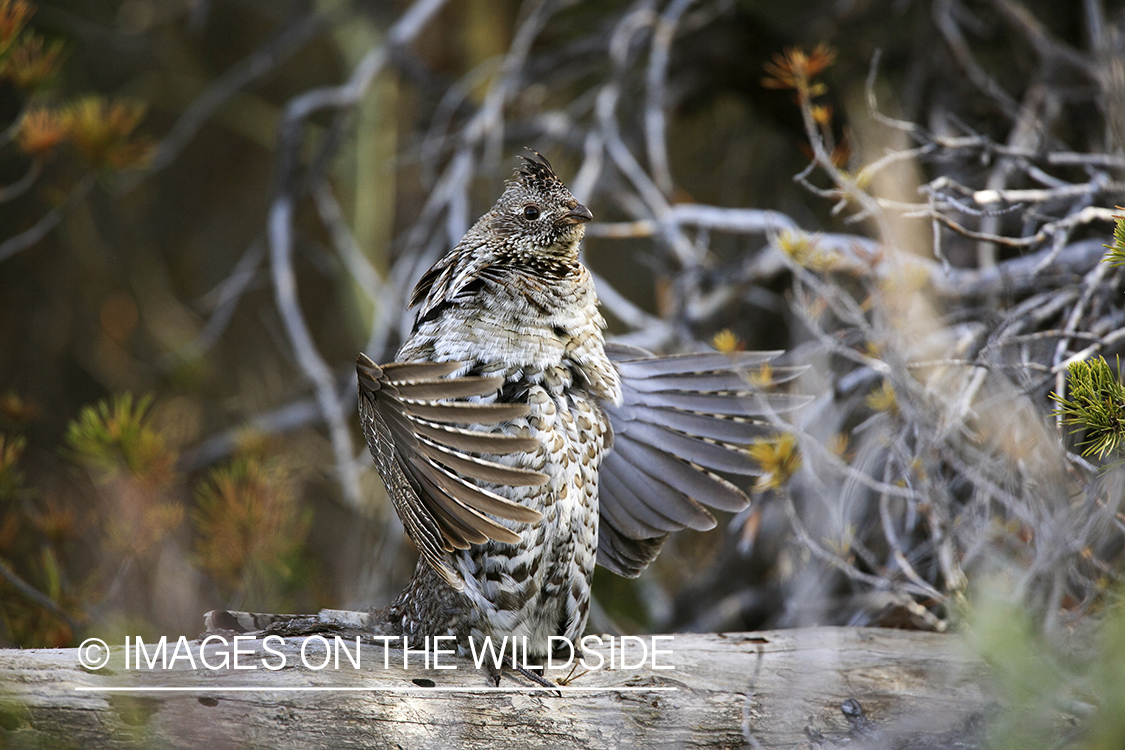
[379,154,617,659]
[204,155,806,680]
[351,153,806,671]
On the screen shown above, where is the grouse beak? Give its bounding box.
[557,203,593,226]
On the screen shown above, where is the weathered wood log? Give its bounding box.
[0,627,989,749]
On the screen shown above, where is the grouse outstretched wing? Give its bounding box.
[597,343,807,577]
[356,354,547,590]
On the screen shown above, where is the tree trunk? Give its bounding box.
[0,626,989,749]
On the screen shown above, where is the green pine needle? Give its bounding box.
[64,393,176,485]
[1103,209,1125,267]
[1050,357,1125,459]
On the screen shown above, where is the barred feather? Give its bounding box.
[357,353,545,590]
[596,343,809,577]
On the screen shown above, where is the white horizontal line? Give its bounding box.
[74,686,678,693]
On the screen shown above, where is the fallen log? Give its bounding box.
[0,626,989,749]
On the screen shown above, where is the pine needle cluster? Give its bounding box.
[1052,358,1125,460]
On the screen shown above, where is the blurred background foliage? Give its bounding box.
[3,0,1125,743]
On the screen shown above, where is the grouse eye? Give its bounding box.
[522,205,541,220]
